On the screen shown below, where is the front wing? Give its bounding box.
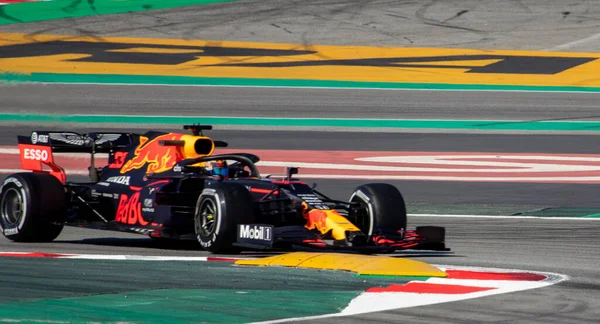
[233,224,449,253]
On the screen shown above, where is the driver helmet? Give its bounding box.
[212,159,228,178]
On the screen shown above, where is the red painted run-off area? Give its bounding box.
[0,0,39,4]
[367,282,495,294]
[366,270,547,294]
[3,148,600,183]
[445,269,547,281]
[0,252,66,258]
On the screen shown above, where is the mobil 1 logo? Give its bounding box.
[237,224,273,248]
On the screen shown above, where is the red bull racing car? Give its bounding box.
[0,125,447,253]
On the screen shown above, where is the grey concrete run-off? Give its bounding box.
[0,0,599,52]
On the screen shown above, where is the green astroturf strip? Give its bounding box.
[0,0,237,25]
[0,258,419,323]
[515,207,600,218]
[0,289,358,323]
[582,214,600,218]
[1,72,600,93]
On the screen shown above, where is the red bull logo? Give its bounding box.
[302,202,361,240]
[120,133,184,174]
[305,209,329,233]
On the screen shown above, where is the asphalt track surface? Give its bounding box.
[1,0,600,323]
[3,84,600,122]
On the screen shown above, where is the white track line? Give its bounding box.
[544,32,600,51]
[0,252,252,261]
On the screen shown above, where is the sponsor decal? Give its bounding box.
[237,224,273,247]
[115,192,148,225]
[2,177,22,188]
[2,227,18,235]
[120,133,185,174]
[18,144,55,173]
[143,198,152,207]
[48,133,121,147]
[48,133,92,146]
[142,198,154,212]
[239,224,272,241]
[105,176,130,185]
[201,188,217,195]
[30,132,49,144]
[23,148,50,161]
[199,238,213,248]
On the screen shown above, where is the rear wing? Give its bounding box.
[18,131,138,153]
[17,131,139,183]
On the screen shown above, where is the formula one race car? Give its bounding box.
[0,125,447,253]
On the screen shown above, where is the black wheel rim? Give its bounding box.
[1,188,24,227]
[350,197,370,234]
[198,198,217,236]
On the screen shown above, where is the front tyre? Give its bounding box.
[194,182,255,253]
[0,173,67,242]
[348,183,407,240]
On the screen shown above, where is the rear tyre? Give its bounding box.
[348,183,407,240]
[0,173,67,242]
[194,182,255,253]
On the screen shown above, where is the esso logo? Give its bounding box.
[23,148,49,161]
